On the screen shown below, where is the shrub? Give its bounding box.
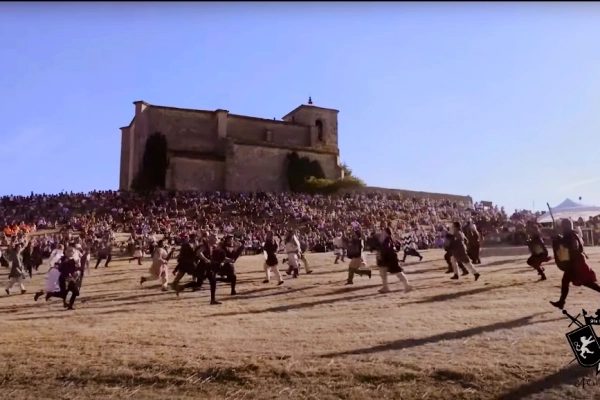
[285,152,366,195]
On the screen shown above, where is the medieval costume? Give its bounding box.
[377,228,412,293]
[33,263,61,302]
[5,242,26,295]
[175,235,219,305]
[45,248,81,309]
[128,243,144,265]
[22,242,33,279]
[449,222,481,281]
[400,234,423,262]
[550,219,600,310]
[285,231,303,278]
[333,233,345,264]
[213,235,242,295]
[263,232,283,285]
[464,222,482,264]
[140,240,169,290]
[95,241,112,269]
[526,226,549,280]
[444,232,468,275]
[299,239,312,274]
[171,238,197,289]
[345,230,371,285]
[31,242,43,271]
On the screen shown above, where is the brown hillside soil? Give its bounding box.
[1,247,599,400]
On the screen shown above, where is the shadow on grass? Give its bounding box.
[495,363,590,400]
[321,312,559,357]
[399,281,531,307]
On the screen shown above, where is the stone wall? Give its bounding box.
[340,186,472,205]
[148,107,220,154]
[227,114,311,148]
[119,126,131,190]
[225,143,340,192]
[168,157,225,191]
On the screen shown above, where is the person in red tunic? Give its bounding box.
[550,219,600,310]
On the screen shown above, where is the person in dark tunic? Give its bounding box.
[171,237,197,289]
[22,242,34,279]
[262,231,283,285]
[550,218,600,310]
[46,247,81,310]
[526,225,550,280]
[31,241,43,272]
[213,235,242,295]
[175,235,220,304]
[464,222,482,264]
[345,230,371,285]
[377,228,412,293]
[5,241,27,295]
[443,231,468,275]
[449,222,481,281]
[94,240,113,269]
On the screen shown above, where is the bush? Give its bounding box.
[285,152,366,195]
[286,152,326,192]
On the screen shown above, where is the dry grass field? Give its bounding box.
[1,246,600,400]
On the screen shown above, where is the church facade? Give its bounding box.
[119,99,343,192]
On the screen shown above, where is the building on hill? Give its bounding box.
[119,98,343,192]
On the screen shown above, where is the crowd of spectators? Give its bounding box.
[0,191,553,252]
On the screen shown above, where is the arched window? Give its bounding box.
[316,120,324,141]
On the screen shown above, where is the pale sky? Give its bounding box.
[1,2,599,212]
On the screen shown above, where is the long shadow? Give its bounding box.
[231,285,312,300]
[495,363,590,400]
[206,291,381,318]
[403,265,447,275]
[80,290,172,305]
[399,281,531,307]
[511,269,536,275]
[313,284,381,297]
[483,258,524,268]
[6,308,139,322]
[300,268,346,277]
[321,313,558,358]
[93,277,132,286]
[84,269,139,279]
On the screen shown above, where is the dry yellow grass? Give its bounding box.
[1,246,600,400]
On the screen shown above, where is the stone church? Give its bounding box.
[119,98,343,192]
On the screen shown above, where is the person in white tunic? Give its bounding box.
[48,244,64,269]
[140,240,169,290]
[333,233,345,264]
[33,264,61,301]
[284,231,303,278]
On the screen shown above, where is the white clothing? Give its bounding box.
[6,276,25,292]
[284,236,300,254]
[333,237,343,255]
[45,268,61,293]
[48,249,64,267]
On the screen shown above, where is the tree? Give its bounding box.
[340,161,366,187]
[131,132,170,192]
[285,152,366,194]
[286,152,326,192]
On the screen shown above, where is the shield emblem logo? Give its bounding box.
[566,325,600,368]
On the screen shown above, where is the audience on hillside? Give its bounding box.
[0,190,551,254]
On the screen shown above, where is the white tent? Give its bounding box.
[537,198,600,224]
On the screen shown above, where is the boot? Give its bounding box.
[550,300,565,310]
